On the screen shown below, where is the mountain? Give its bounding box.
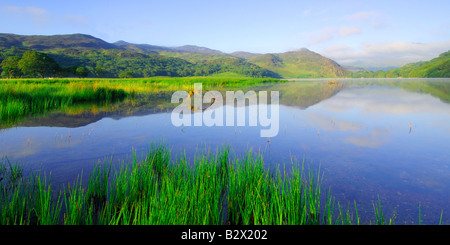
[0,33,118,51]
[0,33,350,79]
[94,38,349,79]
[230,51,262,59]
[115,41,234,64]
[171,45,223,55]
[114,41,223,55]
[5,33,447,79]
[0,33,279,78]
[247,48,348,78]
[342,65,364,72]
[349,50,450,78]
[113,41,167,54]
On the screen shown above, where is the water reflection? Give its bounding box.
[1,78,450,224]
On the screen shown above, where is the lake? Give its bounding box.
[1,78,449,225]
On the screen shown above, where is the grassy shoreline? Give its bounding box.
[0,79,128,128]
[0,143,403,225]
[0,77,283,128]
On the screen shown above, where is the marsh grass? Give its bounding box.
[0,77,283,128]
[0,80,127,127]
[0,144,410,226]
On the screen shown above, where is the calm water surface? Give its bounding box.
[1,78,449,224]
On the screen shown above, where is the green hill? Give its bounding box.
[46,48,196,77]
[0,34,279,78]
[157,51,228,63]
[112,40,349,79]
[114,41,224,55]
[230,51,263,59]
[248,48,348,78]
[349,50,450,78]
[0,33,365,79]
[0,33,118,51]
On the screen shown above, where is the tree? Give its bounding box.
[94,65,105,77]
[1,56,22,78]
[119,70,134,78]
[18,51,60,78]
[75,66,88,78]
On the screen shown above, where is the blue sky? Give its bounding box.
[0,0,449,67]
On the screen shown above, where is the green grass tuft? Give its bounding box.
[0,143,417,226]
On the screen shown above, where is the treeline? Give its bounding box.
[0,47,50,78]
[0,47,280,79]
[0,47,86,78]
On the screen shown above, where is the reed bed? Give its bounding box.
[0,77,283,128]
[0,77,282,94]
[0,144,395,225]
[0,80,127,127]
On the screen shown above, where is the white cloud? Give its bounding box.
[324,45,353,53]
[339,27,362,37]
[1,5,90,30]
[64,14,88,25]
[322,40,450,67]
[308,26,362,45]
[308,28,335,45]
[302,9,312,17]
[1,5,51,26]
[344,11,387,29]
[344,11,380,21]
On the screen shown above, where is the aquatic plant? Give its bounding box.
[0,79,127,127]
[0,144,407,226]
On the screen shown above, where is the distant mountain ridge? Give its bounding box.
[4,33,446,78]
[230,51,263,59]
[114,40,224,55]
[350,50,450,78]
[0,33,351,78]
[0,33,281,78]
[248,48,348,78]
[0,33,118,50]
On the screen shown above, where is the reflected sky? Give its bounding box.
[1,78,450,224]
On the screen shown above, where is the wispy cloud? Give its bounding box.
[344,11,387,29]
[308,26,362,45]
[344,11,380,21]
[300,8,329,18]
[1,5,51,26]
[339,26,362,37]
[63,14,88,25]
[325,45,353,52]
[308,28,335,45]
[322,40,450,66]
[302,9,312,17]
[1,5,89,30]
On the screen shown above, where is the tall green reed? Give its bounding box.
[0,81,127,127]
[0,144,410,225]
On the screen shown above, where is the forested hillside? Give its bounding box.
[248,49,348,78]
[0,34,279,78]
[349,50,450,78]
[2,33,447,79]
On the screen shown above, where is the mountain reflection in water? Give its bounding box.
[1,78,449,225]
